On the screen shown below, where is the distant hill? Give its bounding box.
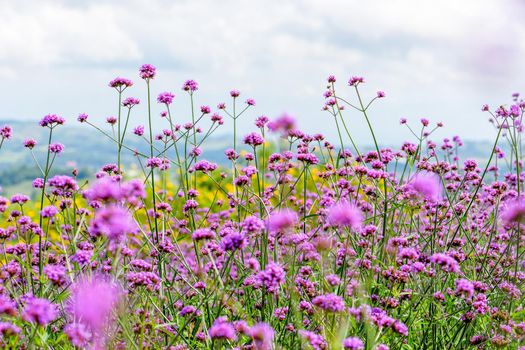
[0,120,499,192]
[0,120,231,191]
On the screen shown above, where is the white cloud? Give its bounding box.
[0,1,141,67]
[0,0,523,144]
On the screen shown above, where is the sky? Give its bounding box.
[1,0,524,146]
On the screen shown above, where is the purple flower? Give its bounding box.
[407,172,442,202]
[194,160,218,173]
[84,177,121,202]
[77,113,88,123]
[11,194,30,204]
[22,297,58,326]
[133,125,145,136]
[157,92,175,105]
[0,322,20,336]
[243,132,264,147]
[49,143,65,154]
[312,293,345,312]
[249,323,274,350]
[122,97,140,108]
[182,79,199,92]
[255,262,285,294]
[455,278,474,299]
[0,295,17,316]
[501,197,525,224]
[109,77,133,89]
[45,264,68,286]
[127,271,161,290]
[200,105,211,114]
[64,323,92,348]
[348,76,364,86]
[68,275,122,334]
[392,321,408,336]
[327,202,363,229]
[297,153,319,164]
[209,317,237,341]
[41,205,59,218]
[240,216,263,233]
[430,253,460,273]
[255,116,269,128]
[33,178,45,188]
[299,330,327,350]
[146,157,163,168]
[221,231,246,251]
[267,209,298,233]
[23,138,37,148]
[48,175,79,197]
[343,337,364,350]
[267,114,296,134]
[192,228,215,241]
[0,125,12,139]
[106,116,117,125]
[88,205,136,241]
[40,114,65,127]
[139,64,156,80]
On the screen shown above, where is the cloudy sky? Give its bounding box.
[1,0,524,145]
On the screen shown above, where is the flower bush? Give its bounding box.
[0,65,524,349]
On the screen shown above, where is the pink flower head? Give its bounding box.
[249,323,274,350]
[41,205,59,218]
[348,76,364,86]
[267,209,298,233]
[1,125,12,139]
[22,297,58,326]
[209,317,237,341]
[49,143,64,154]
[139,64,156,80]
[267,114,296,134]
[84,177,121,202]
[108,77,133,89]
[157,92,175,105]
[88,205,136,241]
[77,113,88,123]
[65,323,92,348]
[133,125,145,136]
[68,275,122,334]
[407,172,442,202]
[343,337,364,350]
[312,293,345,312]
[182,79,199,92]
[122,97,140,108]
[501,197,525,224]
[327,202,363,229]
[40,114,65,128]
[243,132,265,147]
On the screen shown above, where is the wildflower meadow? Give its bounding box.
[1,64,525,349]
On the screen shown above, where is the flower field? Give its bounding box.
[0,64,524,349]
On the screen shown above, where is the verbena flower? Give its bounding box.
[327,202,363,229]
[406,172,442,202]
[22,297,58,326]
[67,275,122,335]
[209,317,237,341]
[139,64,156,80]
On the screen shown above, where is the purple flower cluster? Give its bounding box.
[2,66,525,349]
